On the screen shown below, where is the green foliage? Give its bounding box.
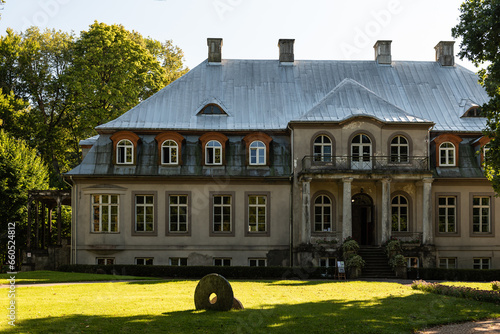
[412,280,500,304]
[389,254,406,268]
[341,239,359,253]
[418,267,500,281]
[385,239,402,255]
[0,23,187,187]
[0,130,49,261]
[492,281,500,291]
[345,254,365,268]
[452,0,500,195]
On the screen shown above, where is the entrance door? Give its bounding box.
[351,193,374,245]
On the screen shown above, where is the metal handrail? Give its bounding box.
[301,155,429,173]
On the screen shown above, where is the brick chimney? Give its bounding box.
[435,41,455,66]
[373,40,392,65]
[207,38,223,64]
[278,39,295,64]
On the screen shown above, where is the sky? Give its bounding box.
[0,0,478,72]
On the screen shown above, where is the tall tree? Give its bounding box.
[0,129,49,263]
[452,0,500,194]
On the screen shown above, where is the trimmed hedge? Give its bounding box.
[58,264,336,280]
[416,268,500,282]
[412,280,500,304]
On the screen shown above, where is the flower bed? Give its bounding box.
[411,280,500,304]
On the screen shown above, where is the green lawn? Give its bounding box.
[1,277,499,333]
[0,270,158,285]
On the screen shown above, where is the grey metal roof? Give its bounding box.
[298,78,431,124]
[96,59,489,132]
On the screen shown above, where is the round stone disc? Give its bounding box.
[194,274,234,311]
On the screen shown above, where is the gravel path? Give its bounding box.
[417,318,500,333]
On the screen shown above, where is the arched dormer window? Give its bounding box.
[198,104,227,115]
[462,106,484,117]
[242,132,273,166]
[155,132,185,166]
[199,132,228,166]
[433,134,462,167]
[110,131,140,165]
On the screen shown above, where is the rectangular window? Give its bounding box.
[96,258,114,265]
[472,196,491,233]
[214,258,231,266]
[136,258,153,265]
[92,194,119,232]
[249,258,267,267]
[438,196,456,233]
[135,195,154,232]
[439,258,457,269]
[406,257,419,268]
[319,257,336,268]
[213,195,232,232]
[473,258,490,270]
[248,195,267,233]
[169,195,188,233]
[170,258,187,266]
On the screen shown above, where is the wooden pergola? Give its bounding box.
[27,190,71,249]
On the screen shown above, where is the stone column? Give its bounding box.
[381,177,392,244]
[301,177,311,244]
[422,177,433,244]
[342,177,353,240]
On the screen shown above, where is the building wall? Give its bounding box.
[72,178,291,266]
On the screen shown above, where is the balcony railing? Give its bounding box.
[301,155,429,174]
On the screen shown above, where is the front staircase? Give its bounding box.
[357,245,395,278]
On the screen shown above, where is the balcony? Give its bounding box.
[301,155,429,174]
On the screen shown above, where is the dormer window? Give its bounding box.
[155,132,185,166]
[439,142,456,166]
[242,132,273,167]
[162,140,178,165]
[206,140,222,165]
[117,140,133,164]
[198,104,226,115]
[462,106,484,117]
[110,131,140,165]
[249,141,266,165]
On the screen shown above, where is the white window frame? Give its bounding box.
[439,258,457,269]
[135,258,153,265]
[169,258,187,266]
[92,194,119,232]
[351,134,372,170]
[96,258,114,265]
[314,195,332,232]
[249,258,267,267]
[439,142,456,166]
[161,140,178,165]
[168,195,188,233]
[135,195,154,232]
[473,258,490,270]
[313,135,332,162]
[438,196,456,233]
[391,195,409,232]
[214,258,231,266]
[249,140,266,165]
[248,195,267,232]
[117,139,134,164]
[205,140,222,165]
[472,196,491,233]
[390,135,409,163]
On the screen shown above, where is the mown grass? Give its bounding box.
[1,278,499,334]
[0,270,158,285]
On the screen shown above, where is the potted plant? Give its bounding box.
[345,254,365,278]
[389,254,407,279]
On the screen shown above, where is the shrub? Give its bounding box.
[345,255,365,268]
[417,268,500,282]
[492,281,500,291]
[411,280,500,304]
[389,254,406,268]
[341,239,359,253]
[385,239,402,256]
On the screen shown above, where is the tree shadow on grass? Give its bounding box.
[6,293,499,334]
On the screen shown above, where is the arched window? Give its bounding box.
[205,140,222,165]
[391,195,408,232]
[390,136,409,163]
[351,134,372,170]
[249,141,266,165]
[314,195,332,232]
[439,142,455,166]
[161,140,178,165]
[313,135,332,162]
[117,139,133,164]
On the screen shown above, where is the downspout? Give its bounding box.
[63,176,76,265]
[288,124,294,267]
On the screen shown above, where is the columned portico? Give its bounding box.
[342,177,353,240]
[422,177,433,244]
[380,177,391,244]
[301,177,312,243]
